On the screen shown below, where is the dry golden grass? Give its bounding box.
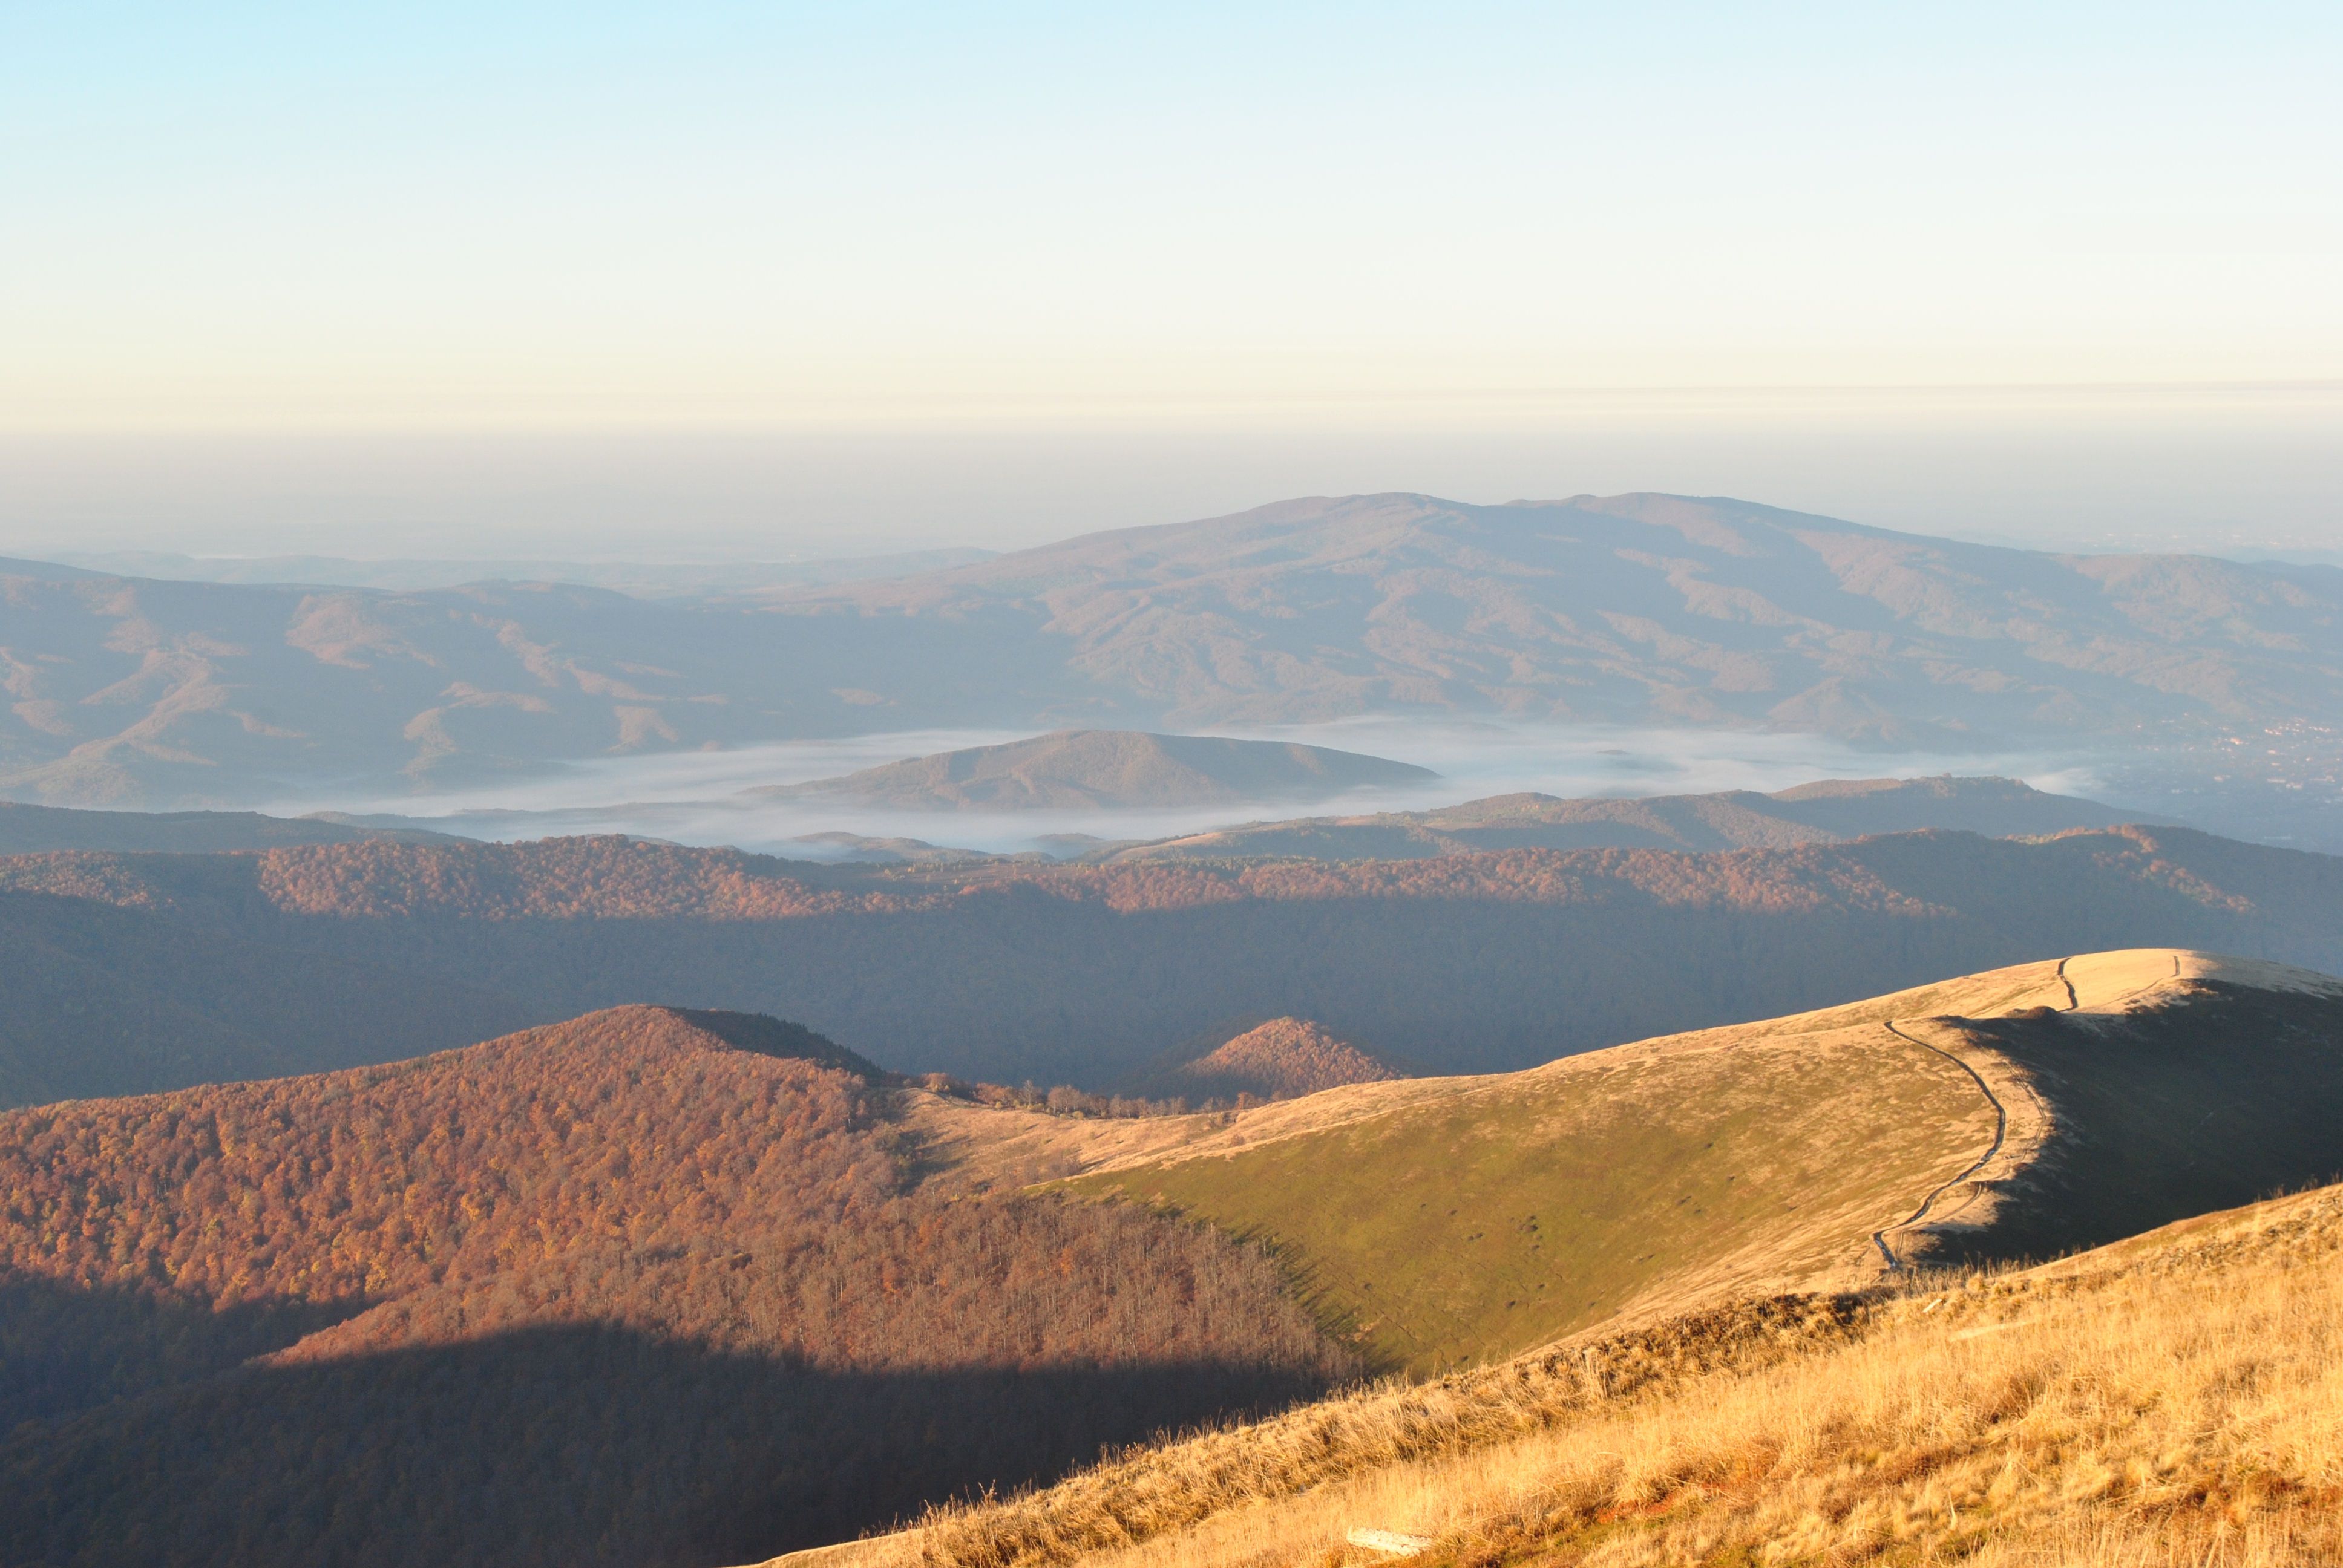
[885,1183,2343,1568]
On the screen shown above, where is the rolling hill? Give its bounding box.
[1058,949,2343,1376]
[4,492,2341,809]
[1086,773,2145,861]
[2,824,2341,1100]
[754,728,1437,811]
[0,1007,1352,1567]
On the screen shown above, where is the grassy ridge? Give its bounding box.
[1063,955,2343,1379]
[1068,1021,1990,1374]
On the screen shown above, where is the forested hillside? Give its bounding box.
[1142,1019,1407,1102]
[1,824,2338,1094]
[0,1008,1349,1567]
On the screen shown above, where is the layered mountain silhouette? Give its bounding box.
[4,823,2341,1099]
[756,728,1437,811]
[4,492,2339,806]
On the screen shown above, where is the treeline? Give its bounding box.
[0,1008,1353,1566]
[916,1073,1249,1118]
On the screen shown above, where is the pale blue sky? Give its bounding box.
[1,4,2336,554]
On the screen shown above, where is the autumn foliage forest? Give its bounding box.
[0,1008,1351,1567]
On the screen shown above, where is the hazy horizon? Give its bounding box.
[5,382,2339,567]
[7,8,2336,570]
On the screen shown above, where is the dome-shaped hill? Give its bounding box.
[0,1005,1351,1566]
[755,728,1436,811]
[1172,1018,1408,1101]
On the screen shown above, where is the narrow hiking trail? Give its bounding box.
[1870,1020,2013,1270]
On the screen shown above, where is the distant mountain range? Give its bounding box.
[4,491,2339,809]
[759,728,1437,811]
[46,546,998,598]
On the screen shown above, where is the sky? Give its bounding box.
[3,3,2338,559]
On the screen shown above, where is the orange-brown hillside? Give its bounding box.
[0,1007,1352,1568]
[1170,1019,1406,1101]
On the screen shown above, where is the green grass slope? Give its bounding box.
[1065,951,2343,1378]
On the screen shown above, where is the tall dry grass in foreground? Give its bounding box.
[911,1188,2343,1568]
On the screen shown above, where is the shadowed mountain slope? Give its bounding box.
[0,1007,1351,1567]
[2,825,2341,1096]
[1064,951,2343,1376]
[5,493,2341,807]
[1092,773,2144,861]
[756,728,1436,811]
[0,889,531,1110]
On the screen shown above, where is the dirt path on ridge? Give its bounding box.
[1870,1021,2013,1270]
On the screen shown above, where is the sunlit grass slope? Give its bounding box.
[1061,951,2343,1377]
[894,1180,2343,1568]
[1060,964,2082,1374]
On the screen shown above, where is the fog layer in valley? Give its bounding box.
[260,720,2132,858]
